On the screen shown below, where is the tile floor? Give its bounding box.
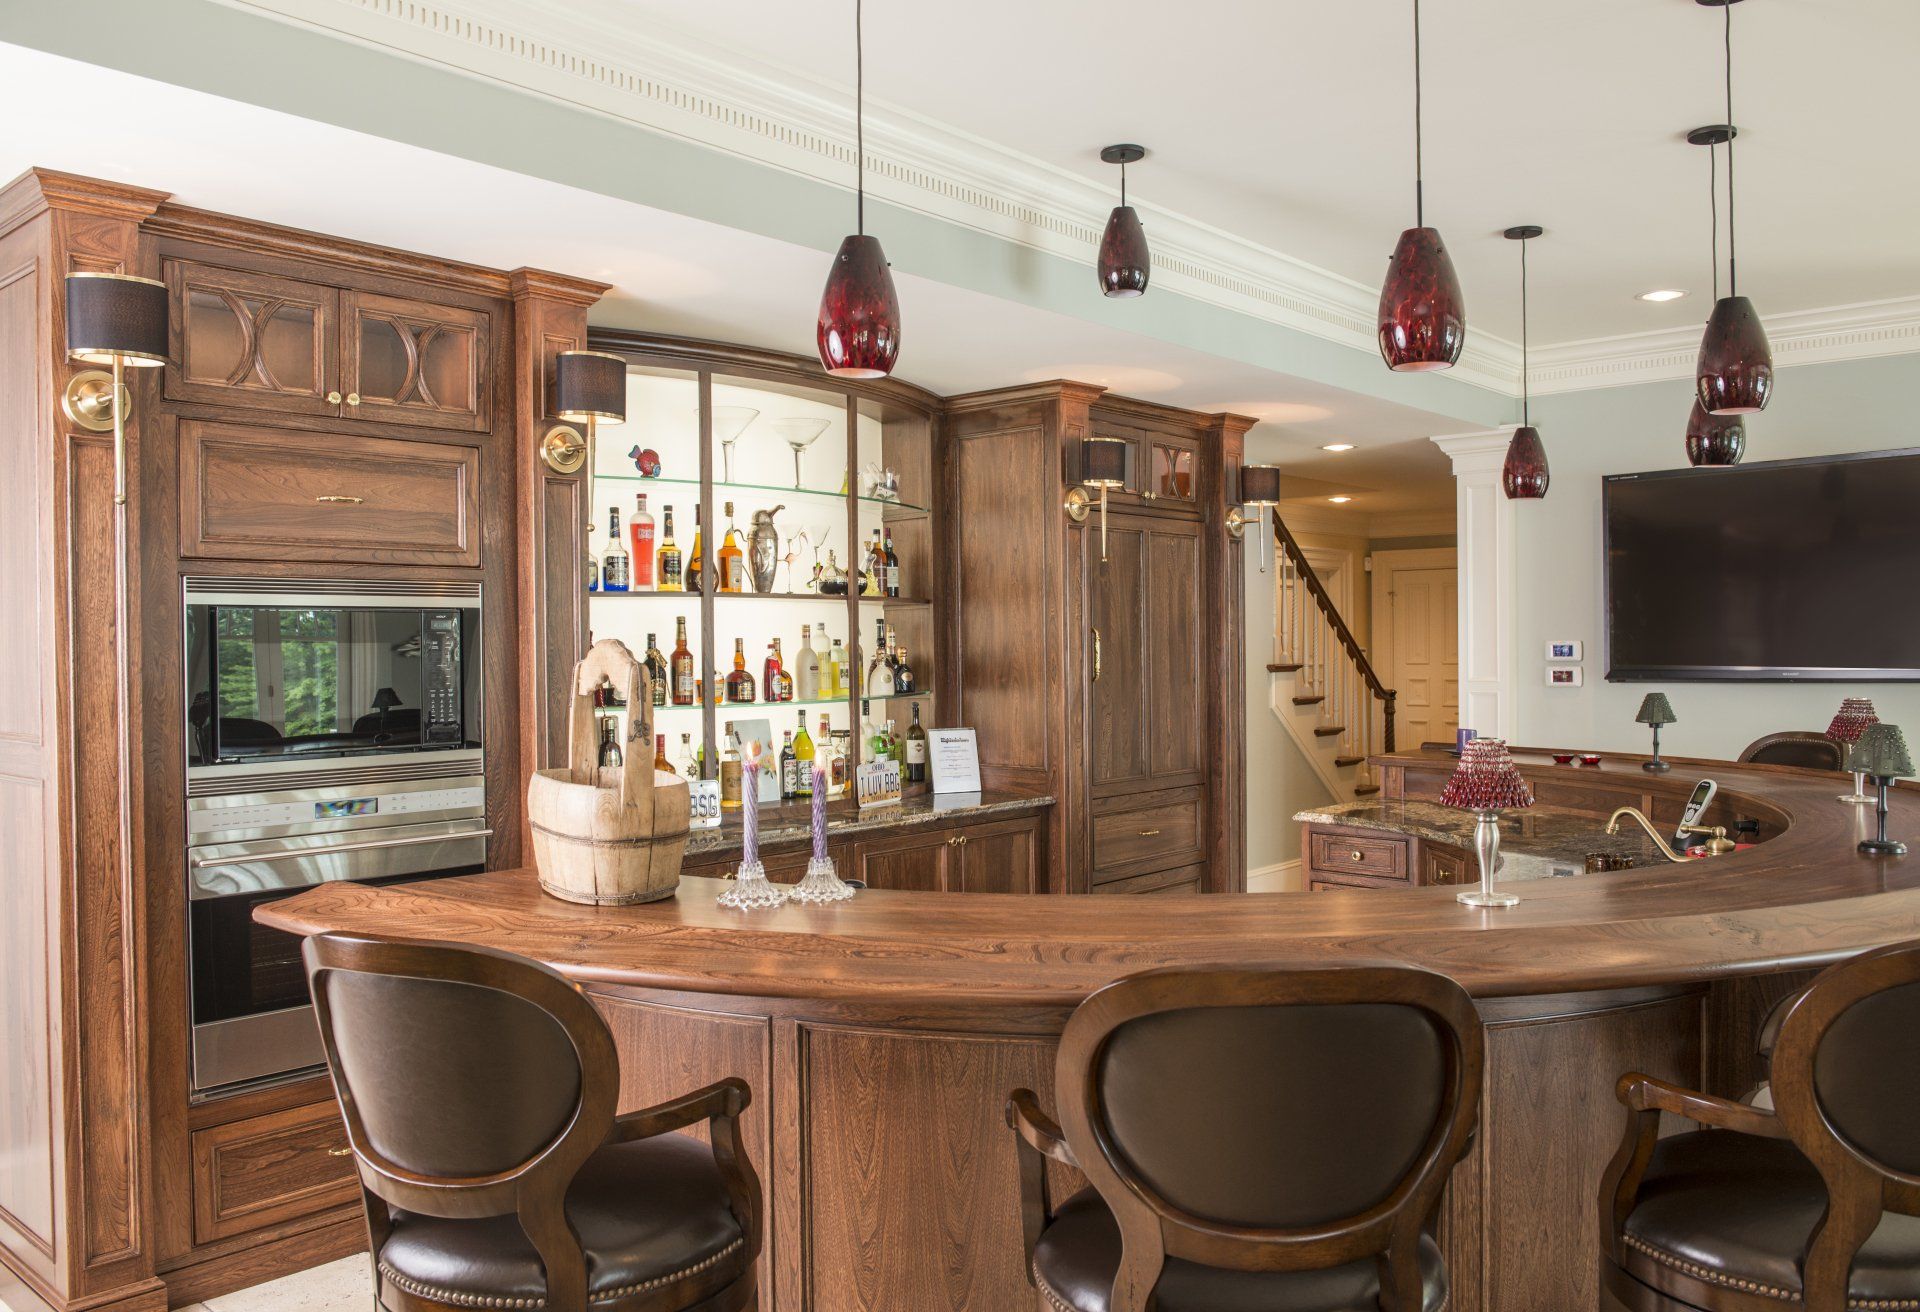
[178,1256,370,1312]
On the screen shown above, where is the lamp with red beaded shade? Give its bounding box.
[1439,738,1532,908]
[1828,697,1879,806]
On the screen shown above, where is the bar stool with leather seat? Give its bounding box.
[1006,962,1483,1312]
[1736,731,1845,771]
[1600,939,1920,1312]
[304,933,761,1312]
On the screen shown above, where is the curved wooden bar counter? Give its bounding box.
[260,751,1920,1312]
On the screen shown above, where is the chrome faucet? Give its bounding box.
[1605,806,1693,863]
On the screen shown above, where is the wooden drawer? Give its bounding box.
[1092,791,1203,875]
[1420,846,1470,888]
[1310,875,1402,892]
[190,1101,358,1245]
[181,420,480,566]
[1307,830,1409,881]
[1092,863,1204,895]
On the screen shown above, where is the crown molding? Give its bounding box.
[217,0,1920,400]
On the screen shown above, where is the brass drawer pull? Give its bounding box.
[315,495,365,505]
[1351,849,1365,862]
[1091,627,1102,683]
[327,1147,352,1158]
[1139,829,1162,837]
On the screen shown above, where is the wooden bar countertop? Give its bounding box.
[260,749,1920,1004]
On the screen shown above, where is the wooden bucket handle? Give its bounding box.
[566,638,656,812]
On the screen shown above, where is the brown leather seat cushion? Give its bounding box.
[1032,1187,1447,1312]
[378,1133,746,1308]
[1621,1131,1920,1305]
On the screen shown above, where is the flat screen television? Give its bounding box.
[1604,448,1920,681]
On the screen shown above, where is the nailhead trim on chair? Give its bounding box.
[1031,1256,1450,1312]
[378,1235,746,1309]
[1624,1234,1920,1310]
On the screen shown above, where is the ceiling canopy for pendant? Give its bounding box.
[1378,0,1464,372]
[1096,144,1150,298]
[1501,226,1548,500]
[1693,0,1772,415]
[817,0,901,380]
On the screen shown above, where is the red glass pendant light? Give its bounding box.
[1694,0,1771,415]
[1097,144,1150,298]
[817,0,900,379]
[1378,0,1464,372]
[1685,400,1746,466]
[1501,226,1548,500]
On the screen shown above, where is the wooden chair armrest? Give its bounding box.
[608,1077,752,1144]
[1007,1089,1076,1167]
[1619,1074,1790,1139]
[1006,1090,1075,1285]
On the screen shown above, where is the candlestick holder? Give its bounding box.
[717,858,788,910]
[1458,811,1519,908]
[789,855,855,903]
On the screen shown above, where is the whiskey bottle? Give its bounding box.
[793,710,815,798]
[643,632,668,708]
[779,730,799,800]
[688,513,705,594]
[795,625,820,702]
[656,507,684,592]
[904,701,928,783]
[602,507,630,592]
[630,494,656,589]
[718,501,746,593]
[725,638,757,703]
[893,645,916,696]
[670,616,696,706]
[883,528,901,597]
[597,716,624,768]
[652,733,672,774]
[720,728,742,810]
[765,639,794,702]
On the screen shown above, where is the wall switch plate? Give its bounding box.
[1546,666,1584,687]
[1546,640,1583,661]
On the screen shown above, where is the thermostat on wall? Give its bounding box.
[1545,640,1583,661]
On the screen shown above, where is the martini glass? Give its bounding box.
[710,406,759,486]
[806,520,835,590]
[768,417,832,491]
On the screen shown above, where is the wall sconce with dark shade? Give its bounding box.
[1063,436,1129,561]
[1228,463,1283,571]
[65,272,169,506]
[1846,722,1912,856]
[543,349,626,474]
[1635,692,1677,773]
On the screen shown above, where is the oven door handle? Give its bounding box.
[190,827,493,871]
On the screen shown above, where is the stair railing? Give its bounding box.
[1270,515,1396,788]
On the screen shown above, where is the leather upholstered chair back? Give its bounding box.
[304,933,619,1220]
[1738,731,1845,771]
[1053,963,1482,1299]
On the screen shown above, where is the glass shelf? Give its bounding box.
[588,589,931,606]
[595,690,934,716]
[595,473,927,517]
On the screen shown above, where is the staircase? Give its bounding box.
[1264,514,1396,801]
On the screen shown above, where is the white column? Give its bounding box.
[1433,429,1519,741]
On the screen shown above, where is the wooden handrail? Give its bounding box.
[1271,513,1397,753]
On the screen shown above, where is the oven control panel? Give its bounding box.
[423,610,464,744]
[188,782,485,838]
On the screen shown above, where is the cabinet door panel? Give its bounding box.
[955,818,1040,894]
[342,290,491,432]
[165,260,340,416]
[190,1101,356,1245]
[1146,523,1204,777]
[1087,523,1147,788]
[855,830,952,892]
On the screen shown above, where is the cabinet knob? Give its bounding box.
[346,392,361,406]
[1350,849,1365,862]
[326,390,343,405]
[315,495,365,505]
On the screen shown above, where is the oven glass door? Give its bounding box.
[186,602,479,767]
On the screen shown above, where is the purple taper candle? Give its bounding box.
[742,741,761,866]
[811,763,828,861]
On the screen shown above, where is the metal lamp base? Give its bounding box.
[1457,888,1521,908]
[1642,760,1671,774]
[1839,771,1871,805]
[1456,811,1520,909]
[1859,838,1908,856]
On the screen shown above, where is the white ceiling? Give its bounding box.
[576,0,1920,346]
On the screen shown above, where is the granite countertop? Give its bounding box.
[1294,799,1676,883]
[685,788,1054,858]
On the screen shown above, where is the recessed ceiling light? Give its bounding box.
[1321,442,1355,452]
[1637,288,1688,303]
[1328,495,1353,504]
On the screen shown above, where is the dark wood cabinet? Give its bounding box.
[341,289,490,431]
[853,811,1045,893]
[951,816,1042,893]
[188,1102,357,1246]
[1300,821,1471,890]
[856,827,952,891]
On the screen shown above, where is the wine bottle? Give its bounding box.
[793,710,814,798]
[656,507,684,592]
[883,528,901,597]
[779,730,798,800]
[670,616,695,706]
[905,701,928,783]
[602,506,630,592]
[630,494,656,589]
[643,632,668,708]
[718,501,746,593]
[725,638,756,703]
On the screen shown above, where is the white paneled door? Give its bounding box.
[1371,549,1459,750]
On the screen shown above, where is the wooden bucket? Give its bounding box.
[529,639,690,905]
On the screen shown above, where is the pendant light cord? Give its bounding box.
[1413,0,1425,227]
[1520,236,1530,426]
[1709,142,1720,302]
[1120,159,1127,209]
[855,0,865,237]
[1723,0,1736,296]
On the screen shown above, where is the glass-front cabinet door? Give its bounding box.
[340,291,491,432]
[165,260,340,416]
[580,345,936,807]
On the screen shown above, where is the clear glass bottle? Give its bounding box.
[670,616,696,707]
[904,701,928,783]
[630,493,656,589]
[656,506,684,592]
[677,731,698,781]
[601,506,630,592]
[718,500,746,593]
[725,638,756,703]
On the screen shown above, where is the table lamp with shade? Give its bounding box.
[1827,697,1879,805]
[1846,723,1912,857]
[1635,693,1676,773]
[1440,737,1534,909]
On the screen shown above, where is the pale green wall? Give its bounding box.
[1515,352,1920,759]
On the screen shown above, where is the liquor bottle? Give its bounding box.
[720,728,742,810]
[586,523,598,593]
[597,716,624,768]
[670,616,696,706]
[718,501,746,593]
[862,531,884,596]
[886,719,904,767]
[794,625,820,702]
[765,639,793,702]
[643,632,668,707]
[602,507,630,592]
[656,507,684,592]
[866,618,896,697]
[725,638,756,703]
[688,513,705,593]
[883,528,901,597]
[863,699,887,762]
[829,728,851,795]
[826,630,848,697]
[630,494,656,589]
[653,733,672,774]
[904,701,928,783]
[677,732,698,781]
[779,730,798,800]
[893,645,916,696]
[793,710,814,798]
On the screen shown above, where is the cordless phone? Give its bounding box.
[1672,779,1717,854]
